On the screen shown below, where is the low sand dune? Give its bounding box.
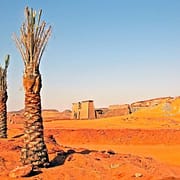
[1,97,180,179]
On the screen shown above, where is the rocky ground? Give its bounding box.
[1,97,180,179]
[0,115,180,179]
[0,131,180,180]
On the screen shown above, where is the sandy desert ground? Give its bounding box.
[1,98,180,179]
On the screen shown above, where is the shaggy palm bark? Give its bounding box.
[13,7,51,167]
[0,55,9,138]
[21,74,49,166]
[0,91,8,138]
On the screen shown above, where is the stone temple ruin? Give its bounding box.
[72,100,96,120]
[72,97,176,120]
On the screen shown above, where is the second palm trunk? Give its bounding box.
[0,91,7,138]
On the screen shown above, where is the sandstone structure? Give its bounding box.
[102,104,131,118]
[72,100,96,120]
[95,108,109,118]
[95,97,175,118]
[130,97,173,112]
[8,97,179,121]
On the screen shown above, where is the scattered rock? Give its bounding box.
[110,164,120,169]
[67,154,74,161]
[134,172,143,178]
[100,153,110,158]
[95,158,100,161]
[9,164,33,178]
[107,149,115,155]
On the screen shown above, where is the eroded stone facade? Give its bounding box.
[72,100,96,120]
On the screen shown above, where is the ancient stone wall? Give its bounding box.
[88,101,96,119]
[80,101,89,119]
[72,97,176,119]
[72,103,80,119]
[101,104,131,118]
[72,100,96,120]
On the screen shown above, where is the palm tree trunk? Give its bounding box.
[21,74,49,167]
[0,91,7,138]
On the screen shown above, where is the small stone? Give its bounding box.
[95,158,100,161]
[101,153,110,158]
[9,164,33,178]
[67,154,74,161]
[134,172,143,178]
[110,164,120,169]
[107,149,115,155]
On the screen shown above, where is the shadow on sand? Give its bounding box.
[50,148,97,167]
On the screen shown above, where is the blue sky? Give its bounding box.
[0,0,180,111]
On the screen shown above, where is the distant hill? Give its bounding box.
[8,96,180,123]
[8,109,72,124]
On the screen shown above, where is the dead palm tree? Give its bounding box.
[13,7,51,167]
[0,55,9,138]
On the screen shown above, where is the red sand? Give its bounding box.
[0,112,180,179]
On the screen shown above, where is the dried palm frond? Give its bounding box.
[13,7,51,75]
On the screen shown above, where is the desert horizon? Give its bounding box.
[0,1,180,179]
[1,95,179,179]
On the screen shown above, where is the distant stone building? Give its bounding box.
[72,100,96,120]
